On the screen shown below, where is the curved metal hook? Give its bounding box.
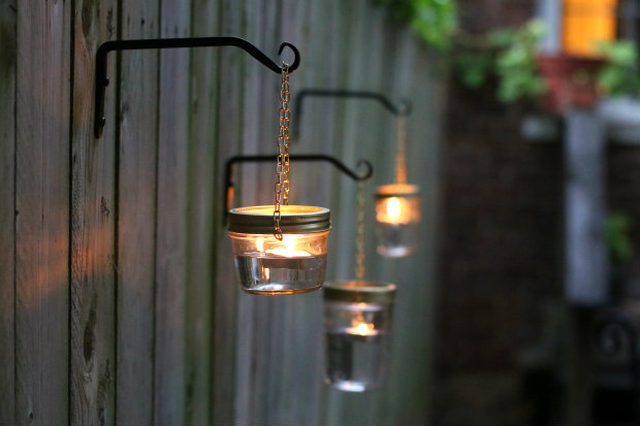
[355,159,374,181]
[94,36,301,138]
[223,154,373,223]
[278,42,301,72]
[292,89,412,141]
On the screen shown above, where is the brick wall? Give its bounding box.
[607,145,640,298]
[433,1,567,424]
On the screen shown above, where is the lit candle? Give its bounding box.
[346,321,379,336]
[254,235,313,258]
[378,196,412,225]
[386,197,402,221]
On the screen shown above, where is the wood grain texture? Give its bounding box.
[0,0,16,424]
[116,0,159,424]
[324,4,389,425]
[243,1,326,425]
[241,2,283,425]
[15,0,70,424]
[212,0,245,424]
[70,1,118,425]
[154,0,190,425]
[379,34,445,426]
[184,1,219,425]
[233,0,262,422]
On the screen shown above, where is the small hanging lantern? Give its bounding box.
[323,281,396,392]
[227,64,331,295]
[375,183,420,257]
[228,206,330,294]
[324,180,396,392]
[375,113,421,257]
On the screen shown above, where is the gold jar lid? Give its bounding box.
[227,205,331,234]
[375,183,420,199]
[324,280,397,304]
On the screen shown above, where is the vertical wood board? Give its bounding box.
[184,0,220,425]
[70,0,119,425]
[15,0,71,424]
[116,0,160,424]
[0,0,16,423]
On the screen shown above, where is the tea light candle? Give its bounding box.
[346,321,379,337]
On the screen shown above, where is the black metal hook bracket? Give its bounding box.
[293,89,412,141]
[223,154,373,224]
[94,36,301,138]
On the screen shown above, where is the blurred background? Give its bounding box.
[433,1,640,425]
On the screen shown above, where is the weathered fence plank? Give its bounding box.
[212,0,245,423]
[15,0,70,424]
[324,4,390,426]
[154,0,191,424]
[268,1,328,425]
[233,0,263,422]
[245,3,289,425]
[0,0,16,424]
[116,0,160,424]
[70,0,118,425]
[380,33,444,426]
[185,1,219,425]
[300,4,357,421]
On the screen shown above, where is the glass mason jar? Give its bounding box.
[227,205,331,295]
[374,183,420,257]
[323,280,397,392]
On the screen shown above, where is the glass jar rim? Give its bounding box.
[228,205,331,234]
[375,183,420,198]
[324,280,397,304]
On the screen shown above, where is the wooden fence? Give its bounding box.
[0,0,445,425]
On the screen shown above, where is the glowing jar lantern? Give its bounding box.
[227,205,331,295]
[323,281,397,392]
[374,183,420,257]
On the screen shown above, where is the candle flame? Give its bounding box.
[256,237,265,252]
[386,197,402,220]
[284,235,296,253]
[351,322,376,336]
[263,235,312,258]
[347,314,378,336]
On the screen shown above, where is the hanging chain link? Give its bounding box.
[395,114,407,184]
[273,63,291,240]
[355,179,367,281]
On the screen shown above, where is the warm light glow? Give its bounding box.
[256,237,264,252]
[346,321,378,336]
[377,196,417,225]
[386,197,402,220]
[562,0,617,57]
[346,310,379,336]
[253,234,313,258]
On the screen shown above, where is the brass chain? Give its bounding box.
[273,63,291,240]
[355,179,367,281]
[395,114,407,184]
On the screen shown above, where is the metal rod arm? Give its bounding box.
[94,36,300,138]
[293,89,412,141]
[223,154,373,223]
